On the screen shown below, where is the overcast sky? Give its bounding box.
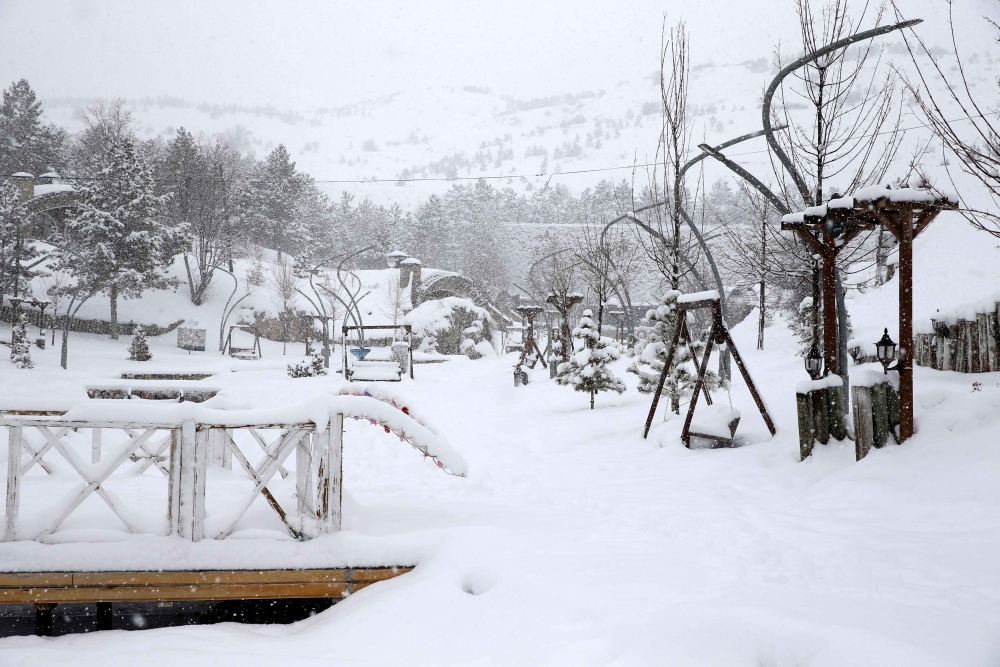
[0,1,995,110]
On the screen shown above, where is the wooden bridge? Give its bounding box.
[0,393,465,634]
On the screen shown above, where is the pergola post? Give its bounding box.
[821,228,840,376]
[898,204,915,441]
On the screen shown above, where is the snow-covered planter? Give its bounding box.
[403,297,494,359]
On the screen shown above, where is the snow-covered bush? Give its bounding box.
[403,297,493,359]
[288,351,328,377]
[556,310,625,408]
[10,312,33,369]
[129,325,152,361]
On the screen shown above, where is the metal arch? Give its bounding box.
[761,18,923,205]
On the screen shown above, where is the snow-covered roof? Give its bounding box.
[33,183,74,196]
[38,171,60,179]
[11,172,33,178]
[400,258,422,265]
[782,186,959,224]
[678,290,720,304]
[387,250,408,257]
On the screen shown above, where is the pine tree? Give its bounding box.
[0,79,67,176]
[556,309,625,409]
[10,312,33,369]
[0,178,36,303]
[129,325,152,361]
[59,137,181,339]
[627,291,722,412]
[789,296,820,357]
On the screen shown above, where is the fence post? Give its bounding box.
[169,420,206,541]
[296,431,315,534]
[5,426,22,541]
[91,428,101,464]
[316,413,343,533]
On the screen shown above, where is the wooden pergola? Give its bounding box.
[781,186,957,442]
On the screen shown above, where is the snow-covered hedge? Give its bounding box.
[403,297,494,359]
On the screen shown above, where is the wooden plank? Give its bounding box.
[350,567,414,582]
[979,314,992,372]
[0,572,73,587]
[852,386,874,461]
[0,582,351,604]
[969,318,982,373]
[71,569,358,586]
[989,311,1000,372]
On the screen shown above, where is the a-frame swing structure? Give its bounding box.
[643,291,776,447]
[514,305,547,369]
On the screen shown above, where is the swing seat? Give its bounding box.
[687,405,741,448]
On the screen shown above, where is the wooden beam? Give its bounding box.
[0,567,413,604]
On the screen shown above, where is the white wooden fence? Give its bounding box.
[1,396,465,543]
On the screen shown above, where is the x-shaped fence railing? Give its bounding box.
[2,417,343,543]
[1,395,465,544]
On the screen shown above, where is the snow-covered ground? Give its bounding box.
[1,298,999,664]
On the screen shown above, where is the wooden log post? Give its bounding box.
[826,381,847,441]
[887,384,900,438]
[871,383,889,449]
[796,392,815,461]
[5,426,21,542]
[852,386,874,461]
[169,421,207,541]
[811,387,830,446]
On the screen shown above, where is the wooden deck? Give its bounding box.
[0,567,413,604]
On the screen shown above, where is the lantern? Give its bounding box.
[804,343,823,380]
[876,328,896,375]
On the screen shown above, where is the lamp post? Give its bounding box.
[876,328,896,375]
[804,343,823,380]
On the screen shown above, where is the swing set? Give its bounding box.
[643,291,776,448]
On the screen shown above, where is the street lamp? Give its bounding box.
[804,343,823,380]
[876,328,896,375]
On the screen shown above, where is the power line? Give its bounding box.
[8,109,993,186]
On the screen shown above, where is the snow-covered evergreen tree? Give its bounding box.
[60,137,181,339]
[0,79,67,176]
[10,312,33,369]
[129,325,152,361]
[0,178,36,302]
[627,291,722,412]
[556,309,625,409]
[789,296,820,357]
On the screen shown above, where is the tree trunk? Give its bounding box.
[590,390,595,410]
[60,314,70,369]
[109,283,119,340]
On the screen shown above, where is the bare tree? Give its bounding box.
[770,0,905,208]
[895,2,1000,235]
[269,257,299,355]
[379,273,407,326]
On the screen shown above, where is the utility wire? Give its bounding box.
[12,109,994,185]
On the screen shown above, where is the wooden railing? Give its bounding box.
[1,396,465,544]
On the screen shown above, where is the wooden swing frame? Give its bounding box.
[643,294,776,447]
